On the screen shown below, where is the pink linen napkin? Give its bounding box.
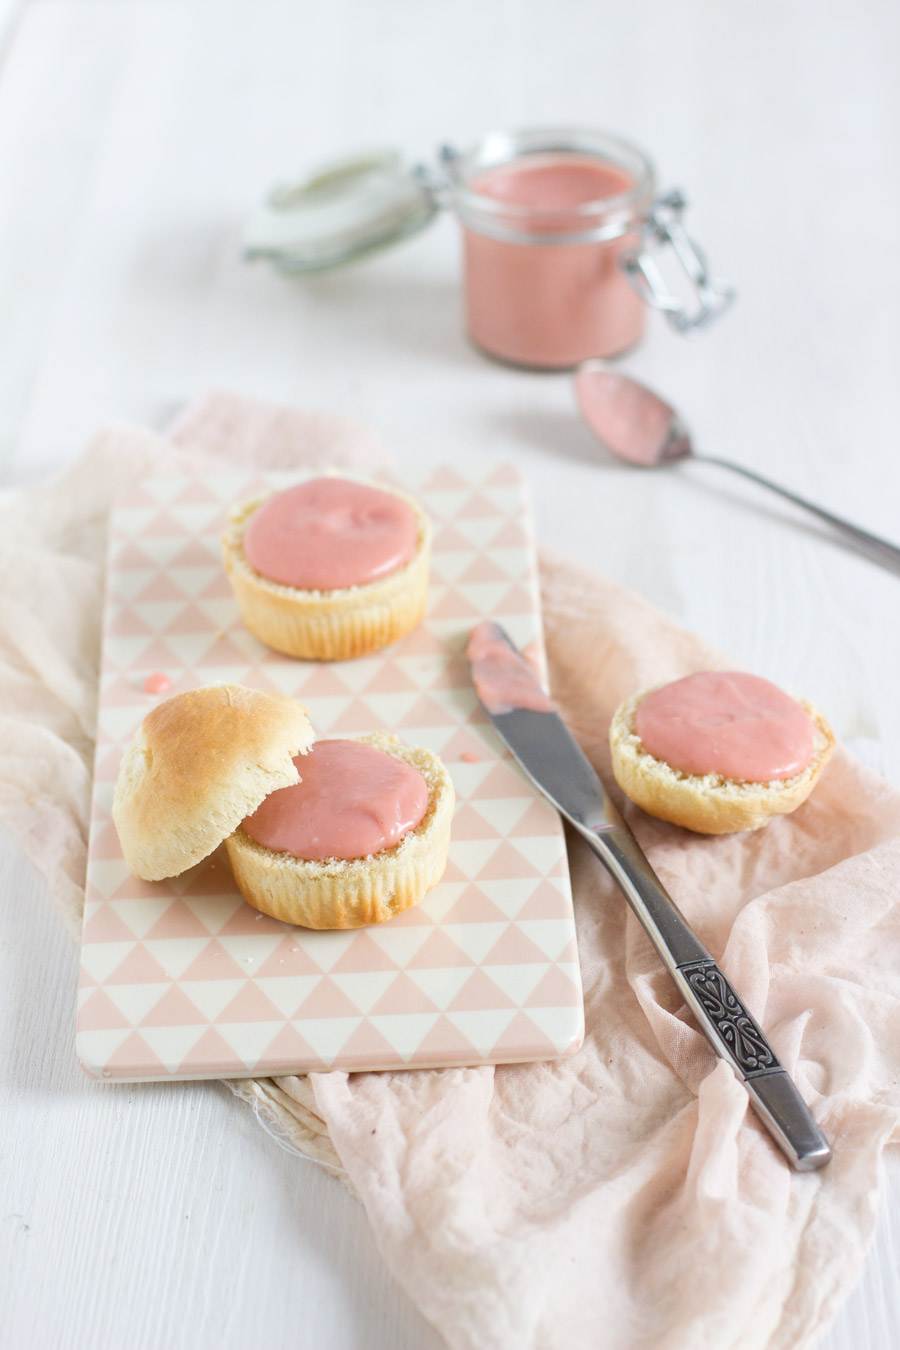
[2,390,900,1350]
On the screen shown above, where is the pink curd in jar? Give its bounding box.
[242,477,418,591]
[463,154,645,369]
[634,671,815,782]
[240,739,429,862]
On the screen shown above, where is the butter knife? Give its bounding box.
[467,623,831,1171]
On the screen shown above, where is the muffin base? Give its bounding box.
[609,686,835,834]
[224,733,455,928]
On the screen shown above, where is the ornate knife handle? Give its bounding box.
[574,821,831,1171]
[672,958,829,1171]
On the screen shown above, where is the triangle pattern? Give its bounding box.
[218,983,286,1023]
[105,1031,171,1076]
[180,940,248,981]
[518,881,574,920]
[482,927,549,965]
[408,1015,481,1066]
[79,988,133,1031]
[477,843,542,880]
[105,945,173,986]
[525,965,581,1006]
[140,985,209,1027]
[259,1022,325,1072]
[370,973,441,1015]
[448,970,516,1012]
[406,929,470,969]
[293,977,364,1019]
[330,932,402,973]
[178,1026,247,1074]
[256,937,325,977]
[81,465,580,1082]
[439,886,508,925]
[338,1019,404,1068]
[82,904,139,943]
[489,1011,561,1060]
[143,900,214,940]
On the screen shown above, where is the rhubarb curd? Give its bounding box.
[241,739,429,861]
[242,478,418,591]
[634,672,816,782]
[467,621,554,716]
[459,145,652,368]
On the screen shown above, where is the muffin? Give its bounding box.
[226,731,454,928]
[609,670,835,834]
[112,684,314,881]
[111,684,454,928]
[222,475,431,660]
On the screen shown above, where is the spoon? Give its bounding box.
[574,361,900,576]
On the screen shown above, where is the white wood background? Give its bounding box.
[2,1,899,1346]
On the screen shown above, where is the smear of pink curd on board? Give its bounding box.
[634,671,815,782]
[240,739,429,862]
[242,478,418,591]
[467,622,555,716]
[143,672,172,695]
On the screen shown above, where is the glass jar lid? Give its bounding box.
[243,131,734,338]
[244,149,438,273]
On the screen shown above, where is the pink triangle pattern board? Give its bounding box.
[78,463,585,1082]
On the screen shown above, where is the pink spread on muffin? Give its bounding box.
[634,671,815,782]
[240,739,429,861]
[467,621,555,716]
[241,478,418,591]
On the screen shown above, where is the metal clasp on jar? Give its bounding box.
[621,190,736,336]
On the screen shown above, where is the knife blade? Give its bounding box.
[467,622,831,1171]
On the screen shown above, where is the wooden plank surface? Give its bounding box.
[1,1,898,1346]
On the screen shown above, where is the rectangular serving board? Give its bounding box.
[77,463,585,1081]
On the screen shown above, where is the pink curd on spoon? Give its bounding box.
[240,739,429,862]
[467,622,555,716]
[242,478,418,591]
[575,366,675,466]
[634,671,815,782]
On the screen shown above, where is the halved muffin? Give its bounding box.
[112,685,453,927]
[609,672,835,834]
[226,731,454,928]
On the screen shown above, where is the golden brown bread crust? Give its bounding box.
[112,684,315,880]
[609,685,835,834]
[221,481,432,660]
[224,732,455,928]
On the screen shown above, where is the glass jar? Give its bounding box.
[439,129,656,368]
[245,128,734,370]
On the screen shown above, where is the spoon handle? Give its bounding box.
[695,455,900,575]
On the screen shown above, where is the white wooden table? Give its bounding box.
[2,1,899,1346]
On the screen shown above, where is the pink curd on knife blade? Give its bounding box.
[467,621,555,716]
[242,478,419,591]
[240,739,429,862]
[634,671,815,782]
